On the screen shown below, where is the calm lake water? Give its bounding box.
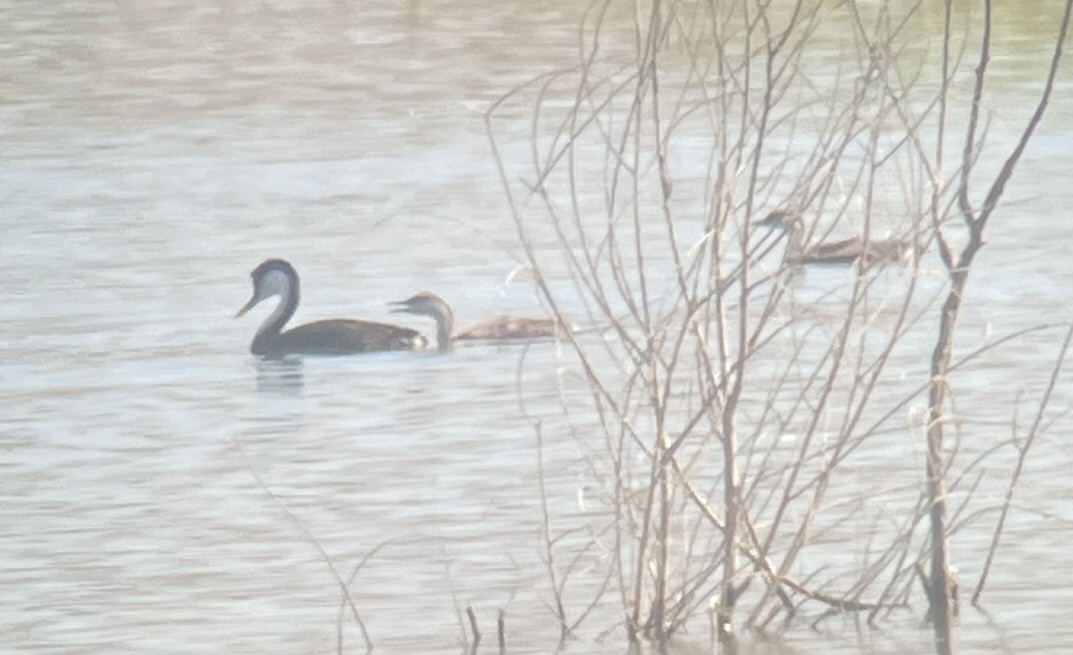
[2,1,1072,654]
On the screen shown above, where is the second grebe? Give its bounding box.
[755,209,918,268]
[388,290,576,352]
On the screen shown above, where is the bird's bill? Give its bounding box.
[235,296,258,318]
[387,296,420,313]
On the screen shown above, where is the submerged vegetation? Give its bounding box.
[478,1,1072,653]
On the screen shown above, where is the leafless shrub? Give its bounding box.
[487,0,1070,652]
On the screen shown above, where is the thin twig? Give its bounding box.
[973,322,1073,604]
[233,438,373,653]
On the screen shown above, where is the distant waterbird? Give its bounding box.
[755,209,919,268]
[388,290,577,352]
[235,258,426,357]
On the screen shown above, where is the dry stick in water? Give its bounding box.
[336,540,397,655]
[513,343,573,631]
[516,339,617,639]
[923,1,1071,652]
[232,438,374,654]
[435,538,474,649]
[484,19,666,643]
[973,322,1073,604]
[465,606,481,648]
[515,346,570,641]
[624,2,694,638]
[519,67,666,639]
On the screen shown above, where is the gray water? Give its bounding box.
[3,2,1072,654]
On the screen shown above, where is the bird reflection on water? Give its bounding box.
[253,357,305,396]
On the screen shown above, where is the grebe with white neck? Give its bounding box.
[388,290,577,352]
[235,258,426,357]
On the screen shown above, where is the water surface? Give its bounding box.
[2,2,1072,654]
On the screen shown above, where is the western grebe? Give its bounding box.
[236,258,426,356]
[388,290,576,352]
[755,209,918,268]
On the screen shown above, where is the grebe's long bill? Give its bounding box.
[754,209,919,268]
[236,258,426,357]
[389,290,577,353]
